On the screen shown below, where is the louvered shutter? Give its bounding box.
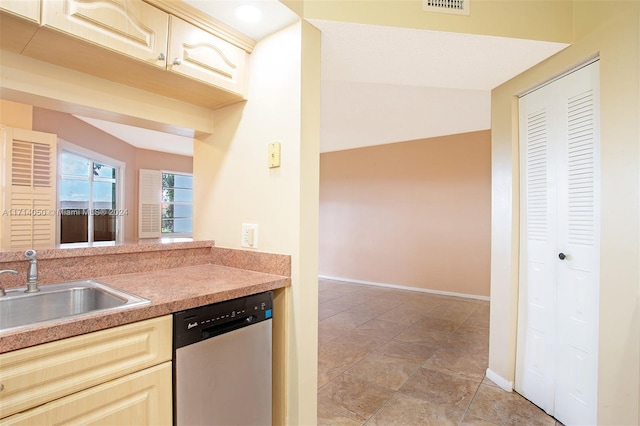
[138,169,161,238]
[0,127,57,250]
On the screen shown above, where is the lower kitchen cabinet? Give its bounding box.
[0,316,172,423]
[0,362,172,426]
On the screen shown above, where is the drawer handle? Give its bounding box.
[0,383,4,392]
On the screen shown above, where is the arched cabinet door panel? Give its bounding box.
[168,16,247,97]
[41,0,169,68]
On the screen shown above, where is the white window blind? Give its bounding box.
[138,168,162,238]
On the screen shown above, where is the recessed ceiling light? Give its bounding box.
[235,4,262,23]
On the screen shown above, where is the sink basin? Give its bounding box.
[0,280,149,333]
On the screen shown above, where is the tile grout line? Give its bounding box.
[459,379,486,425]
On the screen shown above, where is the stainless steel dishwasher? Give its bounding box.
[173,291,273,426]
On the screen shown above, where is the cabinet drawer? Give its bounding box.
[41,0,169,68]
[0,362,172,425]
[168,15,247,96]
[0,315,172,419]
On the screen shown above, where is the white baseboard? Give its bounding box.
[318,275,490,302]
[485,368,513,392]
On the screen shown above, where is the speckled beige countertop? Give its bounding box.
[0,262,290,354]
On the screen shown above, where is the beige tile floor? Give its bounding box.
[317,279,562,426]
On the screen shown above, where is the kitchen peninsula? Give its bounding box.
[0,240,290,352]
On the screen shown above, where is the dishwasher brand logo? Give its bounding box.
[187,322,199,330]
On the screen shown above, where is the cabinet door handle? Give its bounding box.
[172,58,182,66]
[157,52,166,61]
[559,252,567,260]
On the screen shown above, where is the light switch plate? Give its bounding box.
[268,142,281,168]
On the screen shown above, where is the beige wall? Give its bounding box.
[30,107,192,243]
[490,2,640,425]
[135,148,192,173]
[319,130,491,298]
[193,21,320,425]
[0,99,32,129]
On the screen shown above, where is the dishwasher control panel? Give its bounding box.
[173,291,273,349]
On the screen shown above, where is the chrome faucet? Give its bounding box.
[24,249,39,293]
[0,269,18,296]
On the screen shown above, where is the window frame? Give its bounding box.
[160,170,193,238]
[57,140,126,246]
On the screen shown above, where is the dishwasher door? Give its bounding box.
[173,292,273,426]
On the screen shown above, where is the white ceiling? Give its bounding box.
[77,4,569,156]
[74,115,195,157]
[312,20,568,152]
[314,20,569,91]
[183,0,299,41]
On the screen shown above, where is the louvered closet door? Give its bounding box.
[0,127,58,250]
[516,61,600,426]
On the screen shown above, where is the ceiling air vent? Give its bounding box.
[423,0,470,16]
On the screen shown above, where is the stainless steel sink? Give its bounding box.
[0,280,149,333]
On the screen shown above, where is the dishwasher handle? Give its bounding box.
[201,315,258,340]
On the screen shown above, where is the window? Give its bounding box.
[59,145,124,246]
[161,172,193,236]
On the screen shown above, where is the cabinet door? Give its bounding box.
[41,0,168,68]
[0,362,172,426]
[168,16,247,96]
[0,315,172,418]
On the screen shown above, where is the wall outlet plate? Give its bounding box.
[241,223,259,248]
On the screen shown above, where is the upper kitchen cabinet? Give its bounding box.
[0,0,40,53]
[15,0,253,109]
[168,16,247,98]
[40,0,169,69]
